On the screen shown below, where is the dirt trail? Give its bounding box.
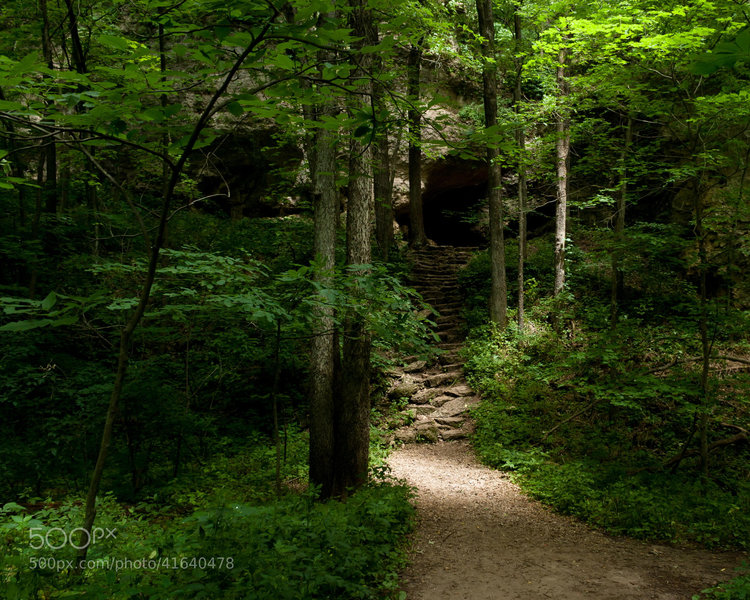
[388,245,745,599]
[389,441,745,600]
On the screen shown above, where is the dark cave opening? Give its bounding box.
[423,182,488,246]
[395,157,560,246]
[395,158,491,247]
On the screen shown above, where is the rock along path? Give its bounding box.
[387,245,745,600]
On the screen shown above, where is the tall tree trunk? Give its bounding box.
[371,23,394,261]
[724,144,750,312]
[44,143,57,214]
[62,0,87,74]
[40,0,58,214]
[553,46,570,298]
[304,10,339,500]
[334,0,374,497]
[29,149,45,298]
[477,0,507,327]
[60,158,70,212]
[308,119,338,499]
[408,41,426,247]
[514,9,527,332]
[374,129,393,259]
[610,115,632,326]
[694,184,711,477]
[373,101,393,259]
[336,138,372,497]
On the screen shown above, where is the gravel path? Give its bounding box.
[389,440,746,600]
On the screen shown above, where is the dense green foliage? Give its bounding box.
[461,231,749,549]
[1,432,414,600]
[0,211,429,499]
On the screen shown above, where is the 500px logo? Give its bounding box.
[29,527,117,550]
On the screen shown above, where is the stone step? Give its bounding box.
[421,292,461,299]
[408,404,436,416]
[435,416,465,428]
[421,293,460,299]
[422,301,460,309]
[432,306,461,313]
[416,283,459,288]
[444,383,474,397]
[410,245,479,254]
[436,351,461,365]
[403,360,427,373]
[421,370,462,388]
[431,395,453,407]
[439,332,464,342]
[436,319,462,328]
[441,362,464,371]
[388,380,420,399]
[415,278,461,284]
[438,341,463,350]
[412,264,464,271]
[434,317,461,325]
[411,387,440,405]
[434,396,480,418]
[414,422,439,443]
[440,428,469,441]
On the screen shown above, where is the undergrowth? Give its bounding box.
[1,433,414,600]
[465,318,750,550]
[459,230,749,552]
[693,564,750,600]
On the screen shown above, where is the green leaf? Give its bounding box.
[40,291,57,311]
[163,102,182,117]
[98,34,131,51]
[0,319,54,331]
[138,107,165,122]
[214,25,231,40]
[11,52,41,75]
[273,53,294,71]
[51,316,77,327]
[226,101,244,117]
[353,124,371,138]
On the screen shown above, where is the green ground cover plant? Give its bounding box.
[694,564,750,600]
[461,231,750,550]
[1,432,414,600]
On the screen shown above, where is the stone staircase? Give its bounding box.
[384,246,481,444]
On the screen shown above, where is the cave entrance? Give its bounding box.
[422,159,488,246]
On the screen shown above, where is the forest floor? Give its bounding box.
[388,440,745,600]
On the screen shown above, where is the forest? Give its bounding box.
[0,0,748,598]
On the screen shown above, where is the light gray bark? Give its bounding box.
[554,46,570,298]
[514,9,527,331]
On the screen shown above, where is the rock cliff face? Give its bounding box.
[189,54,551,245]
